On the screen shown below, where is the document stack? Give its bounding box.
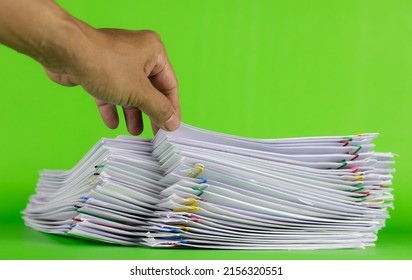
[23,123,395,249]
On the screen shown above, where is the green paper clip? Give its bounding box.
[193,187,204,196]
[337,160,348,169]
[347,186,365,192]
[353,145,362,154]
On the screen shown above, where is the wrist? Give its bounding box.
[35,14,94,74]
[0,1,95,76]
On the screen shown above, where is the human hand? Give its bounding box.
[0,0,180,135]
[44,28,180,135]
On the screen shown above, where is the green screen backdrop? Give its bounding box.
[1,0,411,259]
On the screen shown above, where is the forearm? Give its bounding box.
[0,0,90,69]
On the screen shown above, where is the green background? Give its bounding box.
[1,0,411,259]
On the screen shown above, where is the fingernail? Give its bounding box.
[164,114,180,131]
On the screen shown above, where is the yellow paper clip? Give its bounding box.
[173,205,200,213]
[181,198,199,206]
[367,199,383,203]
[177,225,189,231]
[355,175,365,181]
[187,164,205,178]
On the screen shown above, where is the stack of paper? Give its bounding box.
[23,123,395,249]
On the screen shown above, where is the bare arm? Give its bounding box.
[0,0,180,135]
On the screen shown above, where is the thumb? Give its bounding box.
[137,80,180,131]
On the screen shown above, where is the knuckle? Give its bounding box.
[143,30,162,44]
[121,92,143,108]
[148,30,161,40]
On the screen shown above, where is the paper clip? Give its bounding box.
[341,136,354,146]
[367,199,383,203]
[160,226,180,233]
[358,191,370,196]
[351,167,360,173]
[353,145,362,154]
[89,179,95,183]
[167,238,188,246]
[173,205,200,213]
[351,153,360,161]
[190,216,201,223]
[160,237,187,244]
[355,175,365,181]
[181,198,198,206]
[337,160,348,169]
[187,164,205,178]
[193,187,204,196]
[341,140,350,147]
[94,164,105,168]
[177,225,189,231]
[197,177,208,184]
[347,186,365,192]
